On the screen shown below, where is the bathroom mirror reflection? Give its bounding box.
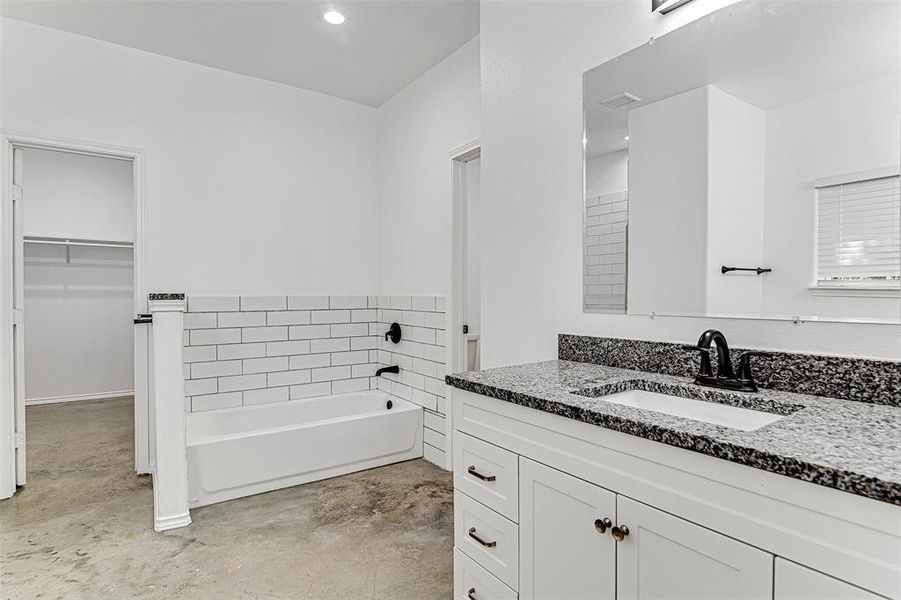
[582,0,901,323]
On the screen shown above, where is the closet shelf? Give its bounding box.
[24,236,133,265]
[24,236,133,249]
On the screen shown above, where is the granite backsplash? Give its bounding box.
[558,334,900,406]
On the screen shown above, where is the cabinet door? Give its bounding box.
[774,558,884,600]
[519,457,616,600]
[616,496,773,600]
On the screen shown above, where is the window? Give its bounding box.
[815,174,900,289]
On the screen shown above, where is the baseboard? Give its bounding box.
[25,390,134,406]
[154,512,192,532]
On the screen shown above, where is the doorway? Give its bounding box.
[451,143,481,374]
[462,156,481,371]
[446,141,480,472]
[0,135,150,499]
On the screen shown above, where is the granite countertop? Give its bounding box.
[445,360,901,506]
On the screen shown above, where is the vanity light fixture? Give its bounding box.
[652,0,695,14]
[323,10,346,25]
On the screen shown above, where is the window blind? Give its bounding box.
[816,175,900,286]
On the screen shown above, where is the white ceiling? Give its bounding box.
[0,0,480,107]
[584,0,900,157]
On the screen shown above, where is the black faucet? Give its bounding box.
[682,330,771,393]
[375,365,399,377]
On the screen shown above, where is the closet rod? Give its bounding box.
[24,235,133,249]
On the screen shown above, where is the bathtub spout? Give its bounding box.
[376,365,399,377]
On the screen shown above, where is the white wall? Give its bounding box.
[376,36,480,295]
[705,85,766,316]
[628,86,709,315]
[626,85,767,318]
[761,74,900,321]
[480,0,900,367]
[586,150,627,198]
[1,18,379,296]
[22,149,134,402]
[23,149,135,242]
[623,85,767,317]
[374,36,479,468]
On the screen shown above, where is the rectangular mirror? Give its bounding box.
[583,0,900,324]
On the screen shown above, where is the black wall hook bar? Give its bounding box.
[721,266,772,275]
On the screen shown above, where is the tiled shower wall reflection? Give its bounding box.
[584,190,628,313]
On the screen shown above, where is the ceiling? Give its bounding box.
[0,0,479,107]
[584,0,900,157]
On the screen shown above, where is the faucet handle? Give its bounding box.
[737,351,773,384]
[384,322,402,344]
[680,344,709,352]
[681,345,714,377]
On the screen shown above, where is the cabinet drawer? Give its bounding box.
[455,490,519,590]
[454,431,519,521]
[774,559,884,600]
[455,547,518,600]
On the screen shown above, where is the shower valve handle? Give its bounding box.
[385,322,401,344]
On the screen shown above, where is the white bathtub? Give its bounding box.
[186,391,423,507]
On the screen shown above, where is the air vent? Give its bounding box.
[599,92,642,109]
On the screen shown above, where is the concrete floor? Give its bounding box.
[0,397,454,599]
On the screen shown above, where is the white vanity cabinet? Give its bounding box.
[451,388,900,600]
[517,457,772,600]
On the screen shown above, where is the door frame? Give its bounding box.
[0,131,150,499]
[447,138,480,472]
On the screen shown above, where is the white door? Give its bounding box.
[134,291,152,474]
[133,175,151,475]
[774,558,882,600]
[11,146,26,485]
[616,496,773,599]
[519,457,617,600]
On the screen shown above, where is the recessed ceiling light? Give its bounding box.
[323,10,345,25]
[624,135,630,141]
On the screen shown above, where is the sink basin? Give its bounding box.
[576,389,784,431]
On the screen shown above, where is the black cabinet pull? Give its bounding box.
[467,587,477,600]
[467,465,496,482]
[468,527,497,548]
[133,314,152,324]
